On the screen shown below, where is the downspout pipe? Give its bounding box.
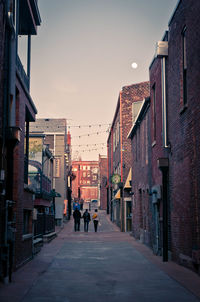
[27,35,31,91]
[155,39,169,149]
[161,57,169,148]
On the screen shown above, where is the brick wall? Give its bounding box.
[121,82,150,183]
[130,101,152,245]
[167,0,200,263]
[13,76,36,269]
[108,81,150,229]
[99,155,107,210]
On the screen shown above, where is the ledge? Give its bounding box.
[22,233,33,241]
[43,232,57,243]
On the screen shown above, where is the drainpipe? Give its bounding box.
[27,35,31,91]
[161,57,169,148]
[156,39,170,261]
[156,39,169,149]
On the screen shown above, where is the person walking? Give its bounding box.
[92,209,99,232]
[82,209,91,232]
[73,207,81,231]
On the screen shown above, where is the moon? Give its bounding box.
[131,62,138,69]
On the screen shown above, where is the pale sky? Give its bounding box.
[19,0,178,160]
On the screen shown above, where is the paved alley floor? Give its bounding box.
[1,210,200,302]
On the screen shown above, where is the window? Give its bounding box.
[23,209,32,235]
[182,26,187,105]
[83,172,86,177]
[24,119,29,184]
[152,84,156,141]
[92,168,98,173]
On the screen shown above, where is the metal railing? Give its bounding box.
[34,213,55,238]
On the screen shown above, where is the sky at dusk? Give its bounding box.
[19,0,178,161]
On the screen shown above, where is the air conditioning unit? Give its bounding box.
[155,41,168,58]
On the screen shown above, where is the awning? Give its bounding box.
[50,189,62,198]
[124,168,132,189]
[114,189,120,199]
[34,198,51,207]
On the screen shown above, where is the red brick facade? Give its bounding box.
[72,161,98,203]
[129,98,152,245]
[107,82,150,230]
[129,0,200,270]
[167,0,200,266]
[13,73,37,270]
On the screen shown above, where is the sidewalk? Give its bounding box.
[0,211,200,302]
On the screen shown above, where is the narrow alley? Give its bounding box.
[0,210,200,302]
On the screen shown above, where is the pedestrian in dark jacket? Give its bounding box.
[82,209,91,232]
[73,207,81,231]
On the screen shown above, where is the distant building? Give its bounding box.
[30,119,68,226]
[72,161,99,206]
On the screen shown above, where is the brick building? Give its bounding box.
[0,0,41,282]
[148,0,200,267]
[128,0,200,271]
[98,155,107,210]
[107,82,150,231]
[167,0,200,269]
[72,161,98,206]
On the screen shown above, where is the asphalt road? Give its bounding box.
[1,210,200,302]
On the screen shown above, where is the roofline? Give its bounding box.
[107,81,149,144]
[107,93,120,143]
[168,0,182,26]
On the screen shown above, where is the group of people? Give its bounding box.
[73,208,99,232]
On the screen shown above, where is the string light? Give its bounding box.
[72,130,107,138]
[72,143,106,147]
[68,123,110,129]
[72,147,106,153]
